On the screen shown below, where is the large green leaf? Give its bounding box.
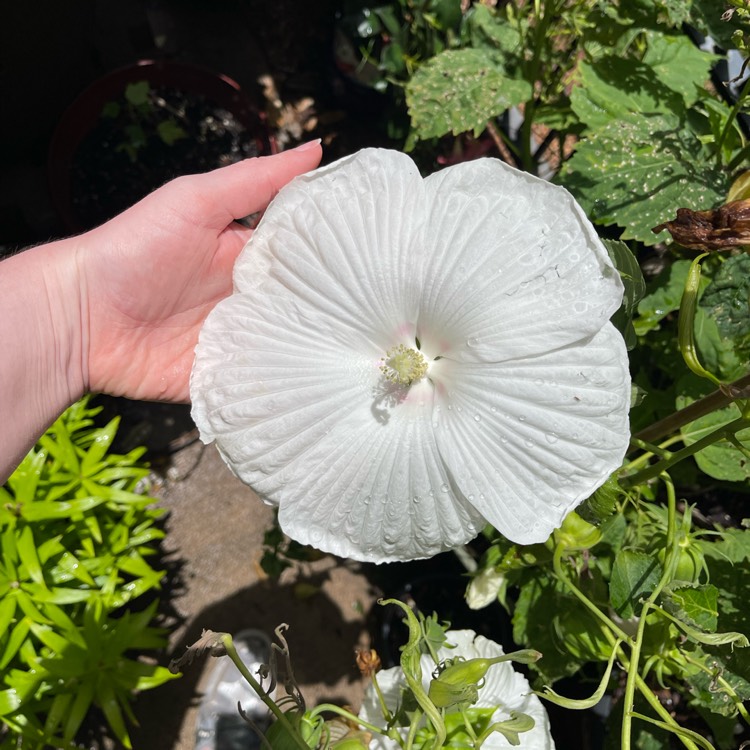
[511,575,585,684]
[661,583,719,632]
[684,647,750,718]
[698,253,750,379]
[406,48,531,140]
[562,113,727,245]
[678,379,750,481]
[633,259,694,335]
[609,549,662,619]
[641,31,717,106]
[571,57,684,131]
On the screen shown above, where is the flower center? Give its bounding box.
[379,344,428,386]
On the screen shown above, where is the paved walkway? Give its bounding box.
[131,440,377,750]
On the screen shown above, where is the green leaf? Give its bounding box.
[80,418,119,475]
[662,583,719,632]
[464,4,522,59]
[43,691,72,739]
[124,80,149,106]
[63,679,94,742]
[406,48,530,141]
[677,379,750,481]
[0,689,21,716]
[603,239,646,349]
[694,308,746,383]
[156,119,187,146]
[96,680,132,749]
[571,57,684,131]
[561,113,726,245]
[0,596,17,639]
[609,549,662,619]
[634,260,694,336]
[15,526,44,585]
[684,647,750,718]
[1,618,31,670]
[698,253,750,376]
[641,31,716,107]
[512,575,586,683]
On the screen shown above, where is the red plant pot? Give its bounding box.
[49,60,274,233]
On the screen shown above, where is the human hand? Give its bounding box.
[75,141,322,402]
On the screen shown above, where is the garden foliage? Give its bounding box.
[0,398,175,749]
[337,0,750,747]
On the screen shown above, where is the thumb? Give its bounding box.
[190,141,323,227]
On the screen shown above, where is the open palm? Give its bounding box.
[77,146,321,402]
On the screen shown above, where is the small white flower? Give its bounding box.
[190,148,630,563]
[466,567,506,611]
[359,629,555,749]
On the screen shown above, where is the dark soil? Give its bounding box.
[71,82,265,228]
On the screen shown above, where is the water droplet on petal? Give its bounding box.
[473,414,481,422]
[524,439,535,448]
[545,432,558,444]
[519,415,526,422]
[466,337,479,347]
[440,483,449,493]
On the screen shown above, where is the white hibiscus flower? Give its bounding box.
[359,629,555,749]
[190,148,630,563]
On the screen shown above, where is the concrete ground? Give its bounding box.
[129,437,380,750]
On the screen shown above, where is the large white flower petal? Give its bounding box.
[432,323,630,544]
[232,148,426,352]
[418,159,623,362]
[359,630,554,749]
[192,293,484,563]
[191,148,631,563]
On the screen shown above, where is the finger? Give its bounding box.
[189,141,323,228]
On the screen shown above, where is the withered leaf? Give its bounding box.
[653,199,750,251]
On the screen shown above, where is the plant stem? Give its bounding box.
[309,703,385,736]
[621,416,750,487]
[552,546,632,645]
[716,75,750,162]
[633,373,750,444]
[519,0,555,172]
[621,474,678,750]
[222,635,310,750]
[603,631,701,750]
[623,435,684,474]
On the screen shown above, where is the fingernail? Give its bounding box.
[291,138,322,152]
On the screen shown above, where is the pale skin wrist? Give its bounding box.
[0,236,86,482]
[0,143,323,484]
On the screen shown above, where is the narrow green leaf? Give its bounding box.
[658,606,748,648]
[43,691,73,738]
[81,418,119,475]
[1,618,31,669]
[24,584,91,605]
[0,596,17,638]
[29,622,71,655]
[62,678,95,742]
[16,526,44,585]
[21,496,105,522]
[0,688,21,716]
[96,680,132,749]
